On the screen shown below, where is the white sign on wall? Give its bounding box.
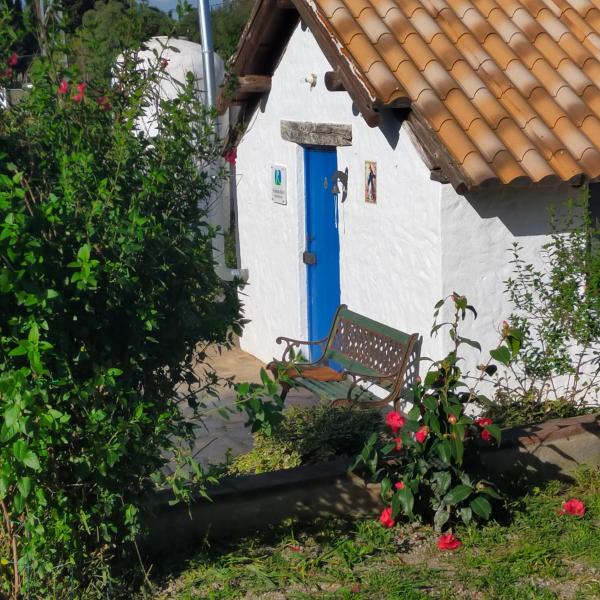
[271,165,287,205]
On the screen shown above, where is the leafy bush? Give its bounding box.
[228,404,383,475]
[0,19,241,597]
[496,196,600,410]
[353,295,516,532]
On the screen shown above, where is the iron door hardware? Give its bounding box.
[303,251,317,265]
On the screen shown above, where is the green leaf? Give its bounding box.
[17,477,31,498]
[459,506,472,525]
[478,485,502,500]
[12,492,25,514]
[490,346,511,366]
[395,486,415,517]
[434,508,450,532]
[423,396,437,411]
[436,440,451,463]
[470,496,492,520]
[485,424,501,446]
[443,484,472,506]
[432,471,451,495]
[0,475,9,499]
[4,404,20,428]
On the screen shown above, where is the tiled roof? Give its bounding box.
[307,0,600,188]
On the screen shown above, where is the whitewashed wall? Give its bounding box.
[235,24,577,373]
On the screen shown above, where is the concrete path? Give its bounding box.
[180,346,317,470]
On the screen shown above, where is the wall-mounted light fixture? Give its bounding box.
[331,167,349,203]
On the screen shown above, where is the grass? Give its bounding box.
[150,467,600,599]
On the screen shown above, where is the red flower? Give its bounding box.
[394,437,403,451]
[57,79,68,95]
[72,82,87,103]
[3,67,12,78]
[474,417,493,427]
[161,58,169,69]
[224,148,237,165]
[481,429,491,442]
[415,426,429,444]
[437,533,462,551]
[288,544,301,552]
[385,411,406,434]
[379,507,395,528]
[560,498,586,517]
[394,481,405,490]
[7,52,18,66]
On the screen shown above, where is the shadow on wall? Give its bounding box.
[478,414,600,491]
[465,186,579,237]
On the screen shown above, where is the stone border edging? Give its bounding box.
[142,413,600,557]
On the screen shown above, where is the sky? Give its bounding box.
[146,0,225,16]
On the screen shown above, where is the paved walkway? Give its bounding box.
[182,346,316,469]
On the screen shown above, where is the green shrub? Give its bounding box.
[0,17,241,597]
[228,404,383,475]
[354,295,513,532]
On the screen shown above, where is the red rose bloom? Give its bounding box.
[474,417,493,427]
[224,148,237,165]
[560,498,586,517]
[415,426,428,444]
[481,429,491,442]
[57,79,68,95]
[379,507,395,528]
[385,411,406,433]
[8,52,18,66]
[394,437,403,451]
[394,481,405,490]
[437,533,462,551]
[72,82,87,103]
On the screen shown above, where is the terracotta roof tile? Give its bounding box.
[305,0,600,187]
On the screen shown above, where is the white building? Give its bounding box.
[220,0,600,373]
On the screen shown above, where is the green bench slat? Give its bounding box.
[295,377,378,402]
[336,306,414,345]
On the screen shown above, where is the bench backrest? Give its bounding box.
[323,305,417,380]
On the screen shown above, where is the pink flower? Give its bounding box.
[224,148,237,165]
[448,414,458,425]
[7,52,18,67]
[72,82,87,103]
[415,426,429,444]
[394,437,403,451]
[379,506,395,528]
[481,429,491,442]
[560,498,586,517]
[394,481,405,490]
[437,533,462,551]
[415,375,422,383]
[385,411,406,434]
[57,79,68,95]
[474,417,493,427]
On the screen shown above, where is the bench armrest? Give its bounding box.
[275,335,329,363]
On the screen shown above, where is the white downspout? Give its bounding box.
[197,0,248,282]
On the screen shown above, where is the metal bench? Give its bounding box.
[269,305,418,408]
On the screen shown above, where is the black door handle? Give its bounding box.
[303,251,317,265]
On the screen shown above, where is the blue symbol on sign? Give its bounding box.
[274,169,282,186]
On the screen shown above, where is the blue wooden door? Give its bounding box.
[304,147,340,361]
